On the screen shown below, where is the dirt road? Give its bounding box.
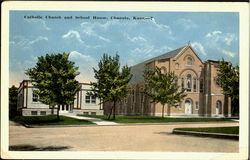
[9,121,239,152]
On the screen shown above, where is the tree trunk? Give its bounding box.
[108,105,114,120]
[52,105,54,115]
[113,101,116,120]
[162,104,165,118]
[57,105,60,120]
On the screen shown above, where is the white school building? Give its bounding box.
[17,80,104,116]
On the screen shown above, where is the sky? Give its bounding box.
[9,11,239,87]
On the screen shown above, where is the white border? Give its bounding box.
[1,1,249,159]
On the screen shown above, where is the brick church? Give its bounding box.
[105,45,231,117]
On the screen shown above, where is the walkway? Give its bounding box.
[61,113,118,126]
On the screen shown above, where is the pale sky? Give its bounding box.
[9,11,239,87]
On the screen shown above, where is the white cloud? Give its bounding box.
[151,19,171,32]
[175,18,198,30]
[29,36,48,45]
[205,30,237,46]
[204,30,238,59]
[69,51,97,82]
[62,30,84,43]
[221,49,235,58]
[10,35,48,50]
[124,33,147,43]
[80,22,111,42]
[191,42,207,56]
[205,31,222,38]
[25,19,51,30]
[127,45,172,66]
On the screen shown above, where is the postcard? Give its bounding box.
[1,1,249,160]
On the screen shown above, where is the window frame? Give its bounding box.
[186,74,192,92]
[85,95,91,104]
[31,111,37,115]
[199,78,204,93]
[186,57,193,66]
[32,92,39,102]
[195,101,199,110]
[193,78,197,92]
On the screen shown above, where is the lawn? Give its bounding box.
[77,114,234,123]
[12,115,94,126]
[173,126,239,135]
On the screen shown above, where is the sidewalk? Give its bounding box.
[61,113,118,126]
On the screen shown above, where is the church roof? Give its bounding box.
[129,45,188,84]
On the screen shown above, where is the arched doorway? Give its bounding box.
[185,99,193,115]
[216,100,222,115]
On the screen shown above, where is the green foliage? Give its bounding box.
[143,67,186,118]
[90,54,132,119]
[25,53,81,119]
[216,59,239,116]
[175,126,239,135]
[9,85,18,119]
[77,114,233,123]
[12,115,94,125]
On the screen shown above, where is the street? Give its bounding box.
[9,121,239,152]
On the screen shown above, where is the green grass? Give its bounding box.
[12,115,94,126]
[77,114,234,123]
[174,126,239,135]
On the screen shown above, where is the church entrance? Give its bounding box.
[185,99,192,115]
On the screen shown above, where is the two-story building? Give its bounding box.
[17,80,104,116]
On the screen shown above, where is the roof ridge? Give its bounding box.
[130,45,188,67]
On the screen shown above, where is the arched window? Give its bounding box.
[175,63,179,69]
[174,77,178,88]
[193,78,197,92]
[160,66,167,74]
[187,57,193,66]
[186,74,192,92]
[216,100,222,114]
[181,78,184,90]
[200,78,204,93]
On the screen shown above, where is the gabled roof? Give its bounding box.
[129,46,188,84]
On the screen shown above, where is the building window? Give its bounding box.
[195,101,199,110]
[178,102,182,110]
[181,78,185,90]
[160,67,167,74]
[85,96,90,103]
[175,77,178,88]
[84,112,89,115]
[187,57,193,66]
[175,63,179,69]
[91,96,96,104]
[216,100,222,114]
[91,112,96,115]
[40,111,46,115]
[200,78,204,93]
[85,96,96,104]
[193,78,197,92]
[32,93,39,102]
[214,77,220,86]
[132,90,135,103]
[186,74,192,92]
[31,111,37,115]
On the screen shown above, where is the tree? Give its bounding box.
[90,54,132,120]
[143,67,186,118]
[26,53,80,120]
[216,59,239,116]
[9,85,18,119]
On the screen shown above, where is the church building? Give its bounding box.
[106,45,231,117]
